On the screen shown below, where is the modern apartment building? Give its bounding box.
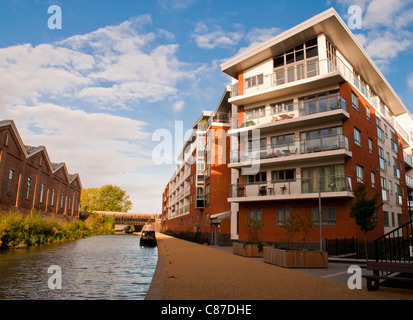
[0,120,82,217]
[162,8,413,247]
[161,89,233,245]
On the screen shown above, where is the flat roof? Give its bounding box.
[220,8,408,116]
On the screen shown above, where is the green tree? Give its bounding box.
[348,184,382,261]
[81,185,132,212]
[80,188,99,212]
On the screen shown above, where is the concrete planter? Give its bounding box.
[233,242,264,257]
[263,247,328,268]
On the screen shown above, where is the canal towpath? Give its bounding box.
[145,233,413,300]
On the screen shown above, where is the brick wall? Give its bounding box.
[0,121,81,217]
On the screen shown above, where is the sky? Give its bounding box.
[1,0,413,213]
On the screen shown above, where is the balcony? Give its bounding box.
[228,175,353,202]
[229,57,351,106]
[230,94,348,133]
[404,151,413,169]
[230,134,351,168]
[406,175,413,189]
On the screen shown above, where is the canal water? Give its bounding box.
[0,234,158,300]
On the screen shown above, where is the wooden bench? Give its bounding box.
[363,261,413,291]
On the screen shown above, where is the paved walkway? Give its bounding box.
[145,233,413,300]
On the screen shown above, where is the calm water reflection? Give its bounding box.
[0,234,158,300]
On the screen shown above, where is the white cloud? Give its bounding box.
[236,26,283,55]
[0,15,205,212]
[172,100,184,112]
[333,0,413,68]
[192,22,244,49]
[407,72,413,89]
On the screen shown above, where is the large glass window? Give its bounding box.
[248,209,263,226]
[276,208,291,226]
[271,169,296,181]
[273,38,319,85]
[245,105,265,120]
[271,133,294,149]
[298,90,342,116]
[271,100,294,114]
[300,126,344,153]
[301,164,347,193]
[244,172,267,184]
[311,207,336,225]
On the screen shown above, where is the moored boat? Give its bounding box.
[139,230,157,247]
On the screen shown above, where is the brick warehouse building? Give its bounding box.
[0,120,82,217]
[162,8,413,247]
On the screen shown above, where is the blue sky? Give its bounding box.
[1,0,413,213]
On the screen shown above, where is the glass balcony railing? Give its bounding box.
[403,151,413,168]
[232,94,347,129]
[229,175,352,199]
[229,56,359,99]
[230,134,350,163]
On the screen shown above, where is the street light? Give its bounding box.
[318,178,336,251]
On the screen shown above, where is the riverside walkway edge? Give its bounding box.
[145,233,413,300]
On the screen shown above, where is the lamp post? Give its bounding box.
[318,178,336,251]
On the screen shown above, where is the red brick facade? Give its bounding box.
[0,120,82,216]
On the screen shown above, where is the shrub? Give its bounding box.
[0,211,114,249]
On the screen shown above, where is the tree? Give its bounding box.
[348,184,382,261]
[81,185,133,212]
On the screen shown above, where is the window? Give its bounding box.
[26,178,31,200]
[272,169,296,181]
[371,172,375,188]
[383,211,389,227]
[68,196,71,210]
[205,184,210,206]
[271,133,294,148]
[393,157,400,179]
[391,212,395,227]
[311,207,336,225]
[273,38,318,85]
[388,180,393,195]
[356,165,363,183]
[245,74,263,88]
[3,132,9,146]
[51,188,55,206]
[354,128,361,146]
[398,213,403,226]
[384,124,388,138]
[378,146,386,171]
[248,209,263,226]
[6,169,14,195]
[381,177,388,201]
[301,164,346,193]
[273,38,318,68]
[390,131,398,153]
[40,184,45,203]
[276,208,291,226]
[300,126,345,153]
[244,172,267,184]
[271,100,294,114]
[245,105,265,120]
[298,90,342,116]
[368,138,373,153]
[376,117,383,141]
[366,107,371,121]
[351,92,358,111]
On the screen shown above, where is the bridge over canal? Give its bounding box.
[81,211,161,232]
